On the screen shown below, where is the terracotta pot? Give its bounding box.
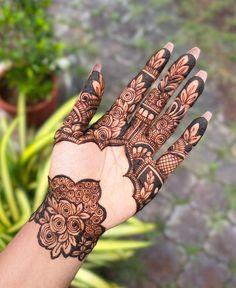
[0,76,59,126]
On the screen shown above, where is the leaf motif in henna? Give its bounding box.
[92,74,105,95]
[180,80,199,107]
[139,170,156,204]
[148,49,164,67]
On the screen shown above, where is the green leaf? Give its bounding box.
[87,250,134,267]
[17,93,26,151]
[0,233,12,243]
[0,118,20,221]
[73,268,119,288]
[94,240,151,251]
[0,238,6,250]
[35,96,77,138]
[8,188,31,233]
[35,95,104,139]
[0,203,11,227]
[19,98,104,165]
[103,218,155,238]
[19,132,54,165]
[33,157,51,210]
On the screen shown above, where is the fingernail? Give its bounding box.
[92,63,102,72]
[203,111,212,122]
[164,42,174,53]
[187,47,201,59]
[196,70,208,82]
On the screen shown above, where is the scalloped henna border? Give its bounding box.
[30,175,107,261]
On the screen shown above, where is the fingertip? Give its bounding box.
[92,63,102,72]
[164,42,174,53]
[202,111,212,122]
[196,70,208,82]
[187,46,201,59]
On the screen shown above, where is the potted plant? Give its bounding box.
[0,0,64,125]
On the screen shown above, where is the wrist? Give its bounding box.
[30,174,106,261]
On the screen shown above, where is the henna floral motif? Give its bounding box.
[32,46,209,261]
[138,53,195,119]
[55,47,171,149]
[30,176,106,261]
[53,48,206,212]
[54,71,105,144]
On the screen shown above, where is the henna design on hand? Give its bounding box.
[54,70,105,144]
[54,46,209,211]
[156,116,208,179]
[31,44,211,261]
[30,176,106,261]
[130,116,208,209]
[55,47,171,147]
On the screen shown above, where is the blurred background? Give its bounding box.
[0,0,236,287]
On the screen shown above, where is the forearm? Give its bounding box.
[0,221,82,288]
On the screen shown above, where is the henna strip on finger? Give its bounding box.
[156,113,210,179]
[126,112,210,211]
[145,73,205,155]
[89,45,172,144]
[125,49,197,134]
[54,69,105,145]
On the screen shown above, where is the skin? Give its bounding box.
[0,43,212,288]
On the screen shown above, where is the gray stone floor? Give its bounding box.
[51,1,236,287]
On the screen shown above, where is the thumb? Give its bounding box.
[54,63,105,144]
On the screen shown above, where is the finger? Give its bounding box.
[146,70,207,155]
[126,47,200,134]
[130,155,164,211]
[131,112,210,212]
[94,43,173,140]
[54,64,105,144]
[155,112,211,180]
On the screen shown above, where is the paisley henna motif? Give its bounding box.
[30,176,106,261]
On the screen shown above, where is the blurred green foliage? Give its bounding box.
[176,0,236,83]
[128,0,236,89]
[0,0,64,104]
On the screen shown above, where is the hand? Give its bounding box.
[30,43,211,262]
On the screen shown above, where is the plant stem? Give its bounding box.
[18,93,26,151]
[0,118,20,221]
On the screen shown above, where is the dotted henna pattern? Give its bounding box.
[30,176,106,261]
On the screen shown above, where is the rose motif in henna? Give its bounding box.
[32,46,209,262]
[30,176,106,261]
[53,49,203,213]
